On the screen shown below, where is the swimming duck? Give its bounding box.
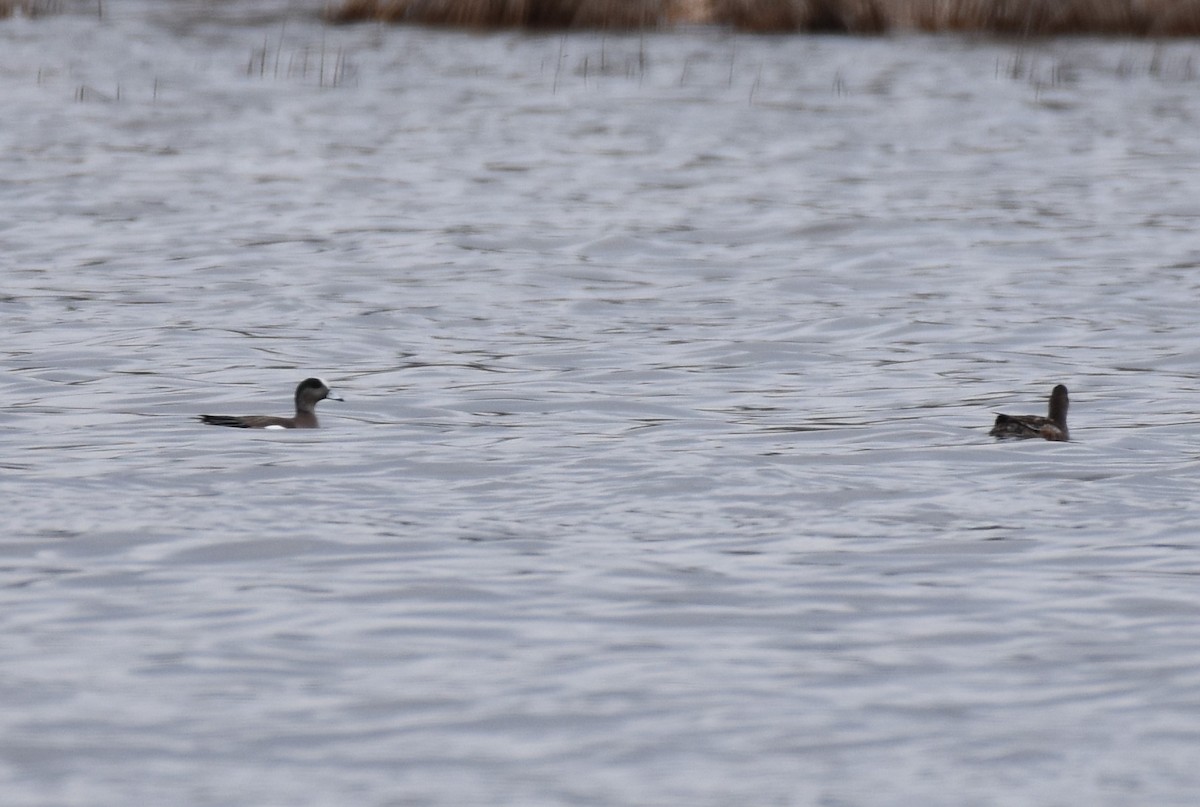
[199,378,343,429]
[989,384,1069,442]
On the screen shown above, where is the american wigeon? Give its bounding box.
[199,378,343,429]
[989,384,1069,442]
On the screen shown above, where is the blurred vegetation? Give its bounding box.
[325,0,1200,34]
[0,0,64,17]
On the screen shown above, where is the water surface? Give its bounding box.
[3,5,1200,805]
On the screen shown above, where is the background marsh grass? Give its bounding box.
[328,0,670,28]
[899,0,1200,35]
[326,0,1200,33]
[0,0,62,17]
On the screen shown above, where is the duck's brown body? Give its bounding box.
[199,378,342,429]
[989,384,1069,442]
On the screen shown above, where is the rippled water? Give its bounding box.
[4,3,1200,805]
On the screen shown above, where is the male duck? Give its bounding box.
[989,384,1069,442]
[199,378,343,429]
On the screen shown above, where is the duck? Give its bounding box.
[989,384,1069,441]
[199,377,343,429]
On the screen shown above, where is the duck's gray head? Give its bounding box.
[295,377,344,410]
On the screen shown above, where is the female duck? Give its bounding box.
[989,384,1069,442]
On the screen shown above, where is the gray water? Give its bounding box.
[4,2,1200,805]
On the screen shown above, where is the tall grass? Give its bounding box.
[326,0,1200,33]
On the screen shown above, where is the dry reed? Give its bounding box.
[326,0,1200,33]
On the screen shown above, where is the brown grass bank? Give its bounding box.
[326,0,1200,34]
